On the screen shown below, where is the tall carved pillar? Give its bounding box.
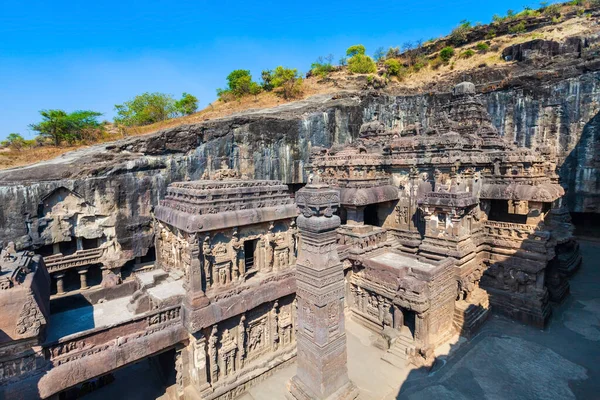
[288,184,358,400]
[186,235,208,308]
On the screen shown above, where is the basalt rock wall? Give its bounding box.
[0,72,598,263]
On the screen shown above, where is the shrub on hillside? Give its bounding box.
[270,66,303,99]
[311,55,335,78]
[509,21,526,34]
[348,54,377,74]
[460,49,476,58]
[439,47,455,62]
[384,59,402,76]
[217,70,261,100]
[476,42,490,52]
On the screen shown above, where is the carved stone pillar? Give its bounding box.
[186,235,208,308]
[77,268,88,290]
[55,273,65,295]
[288,184,358,400]
[393,305,403,330]
[190,333,210,393]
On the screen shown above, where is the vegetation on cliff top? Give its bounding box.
[1,0,598,169]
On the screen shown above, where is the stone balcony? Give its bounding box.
[44,248,105,273]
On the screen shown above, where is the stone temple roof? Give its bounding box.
[155,180,298,233]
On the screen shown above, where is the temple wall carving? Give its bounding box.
[182,296,296,399]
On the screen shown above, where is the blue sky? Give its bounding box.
[0,0,546,140]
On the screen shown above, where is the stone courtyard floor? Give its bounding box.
[81,239,600,400]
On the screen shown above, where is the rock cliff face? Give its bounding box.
[0,54,598,267]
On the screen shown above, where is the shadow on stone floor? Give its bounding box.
[394,239,600,400]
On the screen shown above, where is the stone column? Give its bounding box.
[55,273,65,295]
[186,235,209,308]
[288,184,358,400]
[393,305,403,330]
[78,268,89,290]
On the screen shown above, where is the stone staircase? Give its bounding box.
[453,288,490,338]
[381,327,416,368]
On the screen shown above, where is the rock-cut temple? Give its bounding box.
[0,82,582,399]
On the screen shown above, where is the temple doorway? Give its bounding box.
[364,204,379,226]
[403,309,416,338]
[244,239,258,271]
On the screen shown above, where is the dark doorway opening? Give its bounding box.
[141,246,157,263]
[364,204,380,226]
[244,239,258,271]
[403,309,416,338]
[82,237,99,250]
[60,239,77,256]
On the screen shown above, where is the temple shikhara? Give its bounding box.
[0,83,583,399]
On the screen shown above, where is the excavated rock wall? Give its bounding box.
[0,72,598,265]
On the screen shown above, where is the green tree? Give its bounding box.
[261,69,275,91]
[347,54,377,74]
[346,44,366,57]
[30,109,103,145]
[114,93,176,127]
[174,93,199,116]
[1,133,33,150]
[271,66,303,99]
[219,70,262,99]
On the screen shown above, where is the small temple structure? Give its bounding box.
[0,82,583,399]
